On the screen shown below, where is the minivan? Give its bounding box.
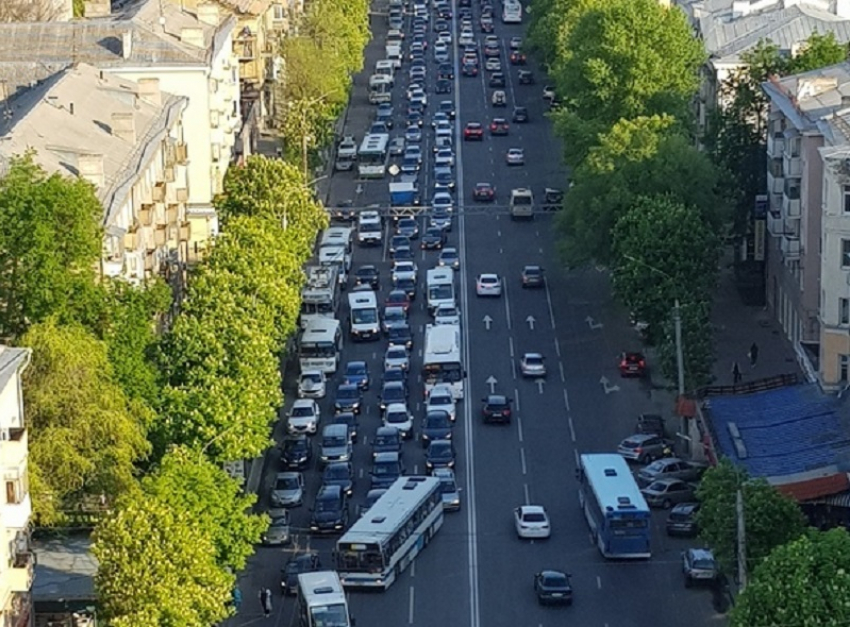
[372,426,402,458]
[320,424,352,465]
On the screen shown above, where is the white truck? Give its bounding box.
[335,136,357,171]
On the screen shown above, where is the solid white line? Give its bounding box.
[520,448,527,475]
[409,586,415,623]
[509,336,515,358]
[504,283,512,330]
[517,414,524,442]
[597,576,603,590]
[524,483,531,505]
[559,361,565,383]
[563,388,571,412]
[545,282,556,329]
[514,388,520,412]
[568,417,576,443]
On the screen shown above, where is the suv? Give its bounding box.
[509,188,534,220]
[617,433,672,463]
[310,485,349,534]
[287,399,320,435]
[682,548,718,587]
[320,424,353,465]
[372,425,403,458]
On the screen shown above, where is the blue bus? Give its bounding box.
[577,453,651,559]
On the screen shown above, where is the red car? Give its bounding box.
[472,183,495,202]
[619,352,647,377]
[385,289,411,312]
[489,118,509,135]
[510,51,527,65]
[464,122,484,140]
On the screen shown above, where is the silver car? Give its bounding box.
[438,247,460,270]
[288,399,321,435]
[298,370,327,399]
[617,433,671,463]
[262,509,291,545]
[434,304,461,326]
[636,458,706,486]
[433,467,461,511]
[384,345,410,371]
[271,472,304,507]
[519,353,546,377]
[641,479,697,509]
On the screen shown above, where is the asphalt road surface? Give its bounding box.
[226,1,724,626]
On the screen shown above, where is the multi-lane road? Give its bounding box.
[228,2,724,626]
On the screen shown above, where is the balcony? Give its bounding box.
[781,234,801,258]
[768,210,784,236]
[782,193,801,218]
[783,151,802,178]
[767,167,784,194]
[7,536,33,594]
[767,133,785,159]
[0,494,30,532]
[0,430,27,476]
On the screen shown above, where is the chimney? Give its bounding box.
[121,30,133,59]
[77,154,104,188]
[137,78,161,106]
[180,27,205,48]
[197,2,220,26]
[83,0,111,18]
[111,112,136,143]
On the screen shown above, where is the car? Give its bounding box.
[666,502,701,537]
[482,394,513,424]
[480,16,494,32]
[409,66,426,82]
[509,51,527,65]
[439,99,456,119]
[506,147,525,165]
[271,471,304,508]
[489,72,506,87]
[421,409,453,446]
[636,413,666,436]
[385,289,411,312]
[485,57,502,72]
[397,217,420,239]
[489,118,509,135]
[262,509,291,545]
[379,379,407,412]
[281,434,312,469]
[401,156,420,174]
[384,345,410,372]
[434,167,455,192]
[434,148,455,168]
[359,488,388,517]
[431,112,450,129]
[438,247,460,270]
[619,351,647,377]
[298,370,327,399]
[437,63,454,80]
[387,322,413,349]
[434,303,461,326]
[390,235,412,256]
[322,461,354,497]
[310,484,349,534]
[543,84,556,101]
[372,425,403,458]
[435,79,452,94]
[375,106,394,129]
[683,548,718,588]
[332,412,359,444]
[330,200,356,222]
[370,121,389,135]
[392,260,417,284]
[533,570,572,605]
[425,439,456,472]
[514,505,551,539]
[436,31,452,45]
[370,451,405,489]
[520,352,547,377]
[422,226,447,249]
[641,478,697,508]
[430,208,452,232]
[434,18,450,32]
[521,265,545,288]
[509,36,523,50]
[404,144,423,163]
[617,433,673,463]
[394,276,417,299]
[433,134,454,153]
[392,246,415,264]
[319,423,353,465]
[484,43,500,58]
[518,69,535,85]
[281,552,321,595]
[476,273,502,297]
[381,306,407,334]
[409,89,428,108]
[462,62,479,77]
[334,383,362,415]
[492,90,506,106]
[434,467,461,511]
[637,458,707,486]
[512,106,529,123]
[433,44,449,63]
[425,384,457,422]
[288,399,321,435]
[389,136,406,156]
[405,125,423,143]
[384,402,414,439]
[472,182,496,202]
[354,265,380,290]
[343,360,370,390]
[433,191,454,213]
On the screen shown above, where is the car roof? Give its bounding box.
[317,484,343,499]
[624,433,658,443]
[337,383,359,392]
[687,548,715,560]
[479,273,499,280]
[386,402,409,412]
[430,384,454,396]
[376,425,400,435]
[346,360,367,369]
[671,502,700,514]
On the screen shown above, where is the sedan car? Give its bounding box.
[462,62,479,77]
[430,208,452,232]
[512,106,529,123]
[439,99,456,119]
[288,399,321,435]
[387,322,413,350]
[485,57,502,72]
[333,383,362,415]
[520,352,547,377]
[514,505,551,539]
[298,370,326,399]
[425,384,457,422]
[463,122,484,140]
[510,50,527,65]
[384,345,410,372]
[476,273,502,297]
[422,226,447,250]
[390,235,412,255]
[666,502,701,537]
[281,434,312,469]
[506,147,525,165]
[322,461,354,497]
[434,303,461,326]
[281,553,321,595]
[434,148,455,168]
[619,351,647,377]
[385,289,411,312]
[534,570,572,605]
[637,458,707,486]
[392,261,417,284]
[473,182,495,202]
[438,247,460,270]
[271,472,304,508]
[435,79,452,94]
[262,510,291,546]
[521,265,545,288]
[433,467,461,511]
[379,381,407,412]
[425,439,456,472]
[343,360,370,390]
[354,265,380,290]
[332,412,359,444]
[434,167,455,192]
[370,452,405,490]
[405,125,423,143]
[641,478,697,509]
[384,402,414,439]
[509,36,523,50]
[421,410,453,446]
[489,118,509,135]
[433,191,454,213]
[482,394,512,424]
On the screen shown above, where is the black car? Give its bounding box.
[518,70,535,85]
[394,276,417,300]
[425,439,456,472]
[489,72,506,88]
[310,485,349,534]
[438,63,454,80]
[333,412,360,443]
[281,553,321,595]
[334,383,363,414]
[355,265,380,290]
[406,110,425,128]
[666,502,700,537]
[439,99,456,119]
[422,226,447,250]
[387,322,414,350]
[331,200,356,222]
[482,394,513,424]
[534,570,573,605]
[372,425,403,458]
[322,461,355,497]
[380,381,408,411]
[435,79,452,94]
[370,452,405,489]
[382,367,409,390]
[421,410,453,446]
[462,63,478,77]
[281,434,312,469]
[512,106,529,123]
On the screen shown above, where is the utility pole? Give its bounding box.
[736,488,747,589]
[674,299,685,396]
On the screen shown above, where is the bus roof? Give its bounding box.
[340,476,441,546]
[301,318,341,341]
[580,454,649,513]
[348,291,377,309]
[297,571,347,607]
[426,267,454,284]
[321,227,353,248]
[424,324,461,359]
[359,133,390,154]
[304,265,338,290]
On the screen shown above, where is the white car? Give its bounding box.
[438,247,460,270]
[476,273,502,297]
[433,192,454,213]
[434,303,461,326]
[409,89,428,108]
[389,136,406,156]
[384,345,410,371]
[392,260,417,283]
[425,384,457,422]
[485,58,502,72]
[287,399,321,435]
[514,505,551,539]
[384,402,414,439]
[271,472,304,507]
[434,148,455,167]
[437,31,452,45]
[506,147,525,165]
[520,353,547,377]
[434,121,454,139]
[433,135,453,153]
[298,370,327,399]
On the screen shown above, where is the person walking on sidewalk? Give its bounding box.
[732,361,742,384]
[749,342,759,368]
[259,587,273,618]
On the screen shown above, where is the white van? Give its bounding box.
[426,267,455,314]
[509,188,534,220]
[348,291,380,341]
[375,60,395,77]
[357,211,383,247]
[386,45,403,69]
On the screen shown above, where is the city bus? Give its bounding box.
[422,324,464,399]
[335,476,443,589]
[297,571,353,627]
[577,453,651,559]
[300,265,340,329]
[298,318,343,374]
[358,133,390,178]
[502,0,522,23]
[425,267,455,314]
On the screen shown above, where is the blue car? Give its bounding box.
[343,361,370,390]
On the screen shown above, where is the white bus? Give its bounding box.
[320,226,354,255]
[426,267,455,314]
[502,0,522,23]
[335,476,443,589]
[347,291,380,341]
[299,318,343,374]
[423,324,464,399]
[300,265,340,329]
[297,571,353,627]
[358,134,390,178]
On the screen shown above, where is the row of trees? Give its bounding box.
[527,0,726,387]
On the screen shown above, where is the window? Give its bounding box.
[842,240,850,268]
[841,298,850,325]
[273,3,286,20]
[844,186,850,214]
[840,355,850,383]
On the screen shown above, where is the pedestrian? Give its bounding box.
[232,586,242,613]
[732,361,742,384]
[749,342,759,368]
[259,587,272,618]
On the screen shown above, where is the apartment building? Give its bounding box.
[0,63,192,284]
[762,62,850,389]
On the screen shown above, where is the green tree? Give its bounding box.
[22,320,151,525]
[789,31,848,74]
[696,459,807,574]
[143,447,267,571]
[0,152,103,339]
[732,528,850,627]
[551,0,705,164]
[94,490,233,627]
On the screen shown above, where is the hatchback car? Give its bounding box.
[425,439,456,472]
[521,265,545,288]
[288,399,321,435]
[387,322,413,350]
[434,303,461,326]
[617,433,672,463]
[354,265,380,290]
[518,69,535,84]
[430,208,452,232]
[319,424,353,465]
[434,467,461,511]
[462,62,479,77]
[463,122,484,140]
[619,351,647,377]
[332,412,359,444]
[492,90,506,106]
[476,273,502,297]
[485,57,502,72]
[514,505,551,539]
[322,461,354,497]
[506,147,525,165]
[421,409,453,446]
[370,451,405,489]
[422,226,447,250]
[510,50,527,65]
[333,383,363,415]
[381,306,407,334]
[683,548,718,588]
[435,79,452,94]
[520,353,547,378]
[384,402,414,439]
[534,570,572,605]
[271,472,304,508]
[384,345,410,372]
[425,384,457,422]
[434,167,455,192]
[343,361,370,390]
[439,100,456,119]
[641,479,697,509]
[310,484,348,534]
[390,235,412,255]
[473,182,496,202]
[482,394,512,424]
[489,118,509,135]
[281,553,321,595]
[281,434,312,469]
[298,370,327,399]
[263,510,291,545]
[405,125,423,143]
[489,72,505,87]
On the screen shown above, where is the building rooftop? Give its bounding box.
[33,536,98,603]
[0,346,31,395]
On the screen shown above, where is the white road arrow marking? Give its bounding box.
[526,315,536,330]
[483,315,493,330]
[599,376,620,395]
[585,315,604,330]
[486,375,498,394]
[537,379,545,394]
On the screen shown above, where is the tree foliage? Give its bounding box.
[732,528,850,627]
[21,320,151,525]
[696,459,807,574]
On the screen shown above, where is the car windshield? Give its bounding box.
[325,465,349,480]
[373,462,400,476]
[440,479,457,493]
[647,481,667,491]
[542,574,567,588]
[291,406,314,417]
[426,413,450,428]
[347,364,366,376]
[277,476,299,490]
[430,442,451,456]
[692,558,715,569]
[375,434,398,446]
[646,460,667,472]
[301,373,322,384]
[337,387,358,400]
[323,435,347,447]
[431,395,452,407]
[387,411,408,425]
[387,348,406,359]
[285,439,306,454]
